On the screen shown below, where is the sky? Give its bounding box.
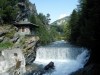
[29,0,78,23]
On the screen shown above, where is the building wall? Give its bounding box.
[18,27,31,35]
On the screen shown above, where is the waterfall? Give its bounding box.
[36,47,68,60]
[36,47,84,60]
[35,41,89,75]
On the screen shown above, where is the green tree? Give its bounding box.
[0,0,18,24]
[38,13,47,25]
[34,13,53,45]
[50,26,59,41]
[29,14,37,24]
[69,9,79,43]
[46,13,51,24]
[64,23,71,40]
[68,0,100,65]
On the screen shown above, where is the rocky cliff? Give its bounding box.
[0,25,39,75]
[0,0,40,74]
[51,16,70,25]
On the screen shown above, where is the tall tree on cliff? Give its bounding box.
[77,0,100,64]
[68,0,100,64]
[69,9,79,43]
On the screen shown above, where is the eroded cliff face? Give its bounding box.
[0,25,40,74]
[21,36,39,64]
[0,49,26,74]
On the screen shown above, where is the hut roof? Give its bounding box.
[13,21,38,27]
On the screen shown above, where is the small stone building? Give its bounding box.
[14,21,38,36]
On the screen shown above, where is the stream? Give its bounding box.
[34,40,89,75]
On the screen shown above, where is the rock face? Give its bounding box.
[0,49,26,75]
[0,55,6,73]
[11,36,19,43]
[23,36,39,65]
[0,32,6,37]
[0,36,4,42]
[0,32,6,42]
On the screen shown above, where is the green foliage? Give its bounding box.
[68,9,79,42]
[0,0,18,24]
[50,16,70,41]
[49,25,64,41]
[63,0,100,64]
[29,12,52,45]
[5,29,16,38]
[36,25,51,45]
[29,14,37,24]
[64,23,71,40]
[19,37,26,45]
[38,13,50,25]
[50,26,59,41]
[0,42,13,50]
[66,0,100,49]
[29,12,54,45]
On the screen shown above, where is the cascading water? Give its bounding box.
[34,40,89,75]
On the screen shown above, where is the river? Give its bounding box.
[34,40,89,75]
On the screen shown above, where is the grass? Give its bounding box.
[5,29,16,38]
[0,42,13,50]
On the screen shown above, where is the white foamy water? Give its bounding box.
[34,40,89,75]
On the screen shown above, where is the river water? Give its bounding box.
[34,40,89,75]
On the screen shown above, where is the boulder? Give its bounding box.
[11,37,19,43]
[44,61,55,70]
[0,36,4,42]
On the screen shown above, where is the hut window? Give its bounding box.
[22,27,25,32]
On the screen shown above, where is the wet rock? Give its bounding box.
[0,32,6,37]
[0,36,4,42]
[25,64,44,75]
[11,36,19,43]
[23,39,39,65]
[44,61,55,70]
[25,52,36,65]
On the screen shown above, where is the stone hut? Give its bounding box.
[13,20,38,36]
